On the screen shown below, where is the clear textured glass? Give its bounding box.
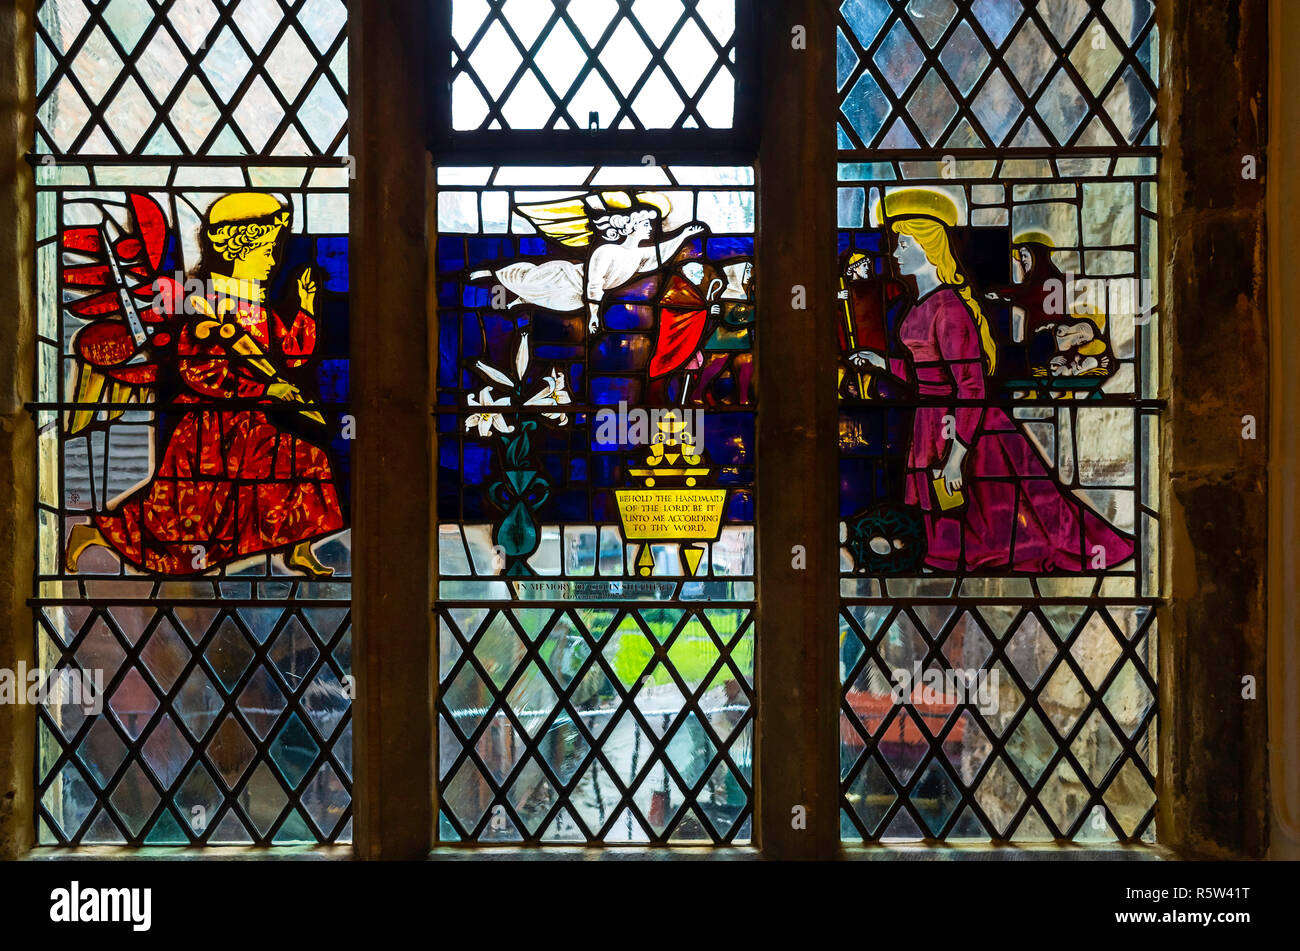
[439,607,754,843]
[839,0,1157,148]
[35,0,347,156]
[450,0,738,131]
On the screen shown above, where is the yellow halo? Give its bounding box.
[872,188,961,228]
[208,192,286,226]
[1013,230,1056,247]
[588,190,673,218]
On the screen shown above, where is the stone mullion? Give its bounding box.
[753,0,841,860]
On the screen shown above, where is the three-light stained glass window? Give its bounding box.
[28,0,1165,853]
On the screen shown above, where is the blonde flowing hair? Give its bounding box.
[892,218,998,375]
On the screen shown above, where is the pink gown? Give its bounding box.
[887,288,1134,573]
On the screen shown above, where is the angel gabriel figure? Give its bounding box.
[63,191,345,578]
[469,191,705,334]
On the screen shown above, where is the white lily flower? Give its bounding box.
[465,386,515,437]
[474,358,514,390]
[515,331,530,380]
[474,332,532,392]
[525,369,572,426]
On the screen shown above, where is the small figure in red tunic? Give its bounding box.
[66,192,344,577]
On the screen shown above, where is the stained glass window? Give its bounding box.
[33,0,353,846]
[435,165,756,843]
[835,0,1159,842]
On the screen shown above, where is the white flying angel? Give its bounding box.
[470,191,706,333]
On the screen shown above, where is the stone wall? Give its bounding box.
[1160,0,1270,858]
[0,0,36,861]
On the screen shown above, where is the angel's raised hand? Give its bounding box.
[297,269,318,315]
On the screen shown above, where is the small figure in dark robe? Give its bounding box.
[837,250,907,401]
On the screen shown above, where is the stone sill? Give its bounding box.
[428,844,1168,861]
[21,843,1171,861]
[840,843,1169,861]
[24,845,352,861]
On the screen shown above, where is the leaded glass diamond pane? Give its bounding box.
[35,0,348,157]
[440,606,755,843]
[875,21,926,97]
[939,19,991,95]
[1036,66,1090,142]
[841,599,1157,841]
[31,584,353,844]
[839,0,1157,147]
[450,0,739,130]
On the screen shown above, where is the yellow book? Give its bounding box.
[931,473,965,512]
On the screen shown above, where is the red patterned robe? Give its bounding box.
[94,290,344,574]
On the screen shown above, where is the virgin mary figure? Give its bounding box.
[848,190,1134,573]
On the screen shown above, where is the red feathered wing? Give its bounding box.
[62,194,175,434]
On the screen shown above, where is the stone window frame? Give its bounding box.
[0,0,1281,860]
